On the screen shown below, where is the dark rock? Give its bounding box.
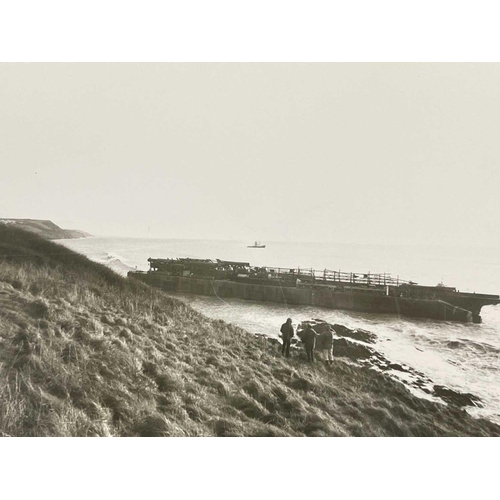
[388,363,406,372]
[266,337,280,348]
[433,385,482,408]
[332,324,377,344]
[371,359,388,369]
[333,337,374,360]
[299,320,334,338]
[331,324,353,336]
[311,322,332,335]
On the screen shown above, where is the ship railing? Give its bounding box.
[146,257,413,287]
[261,267,411,287]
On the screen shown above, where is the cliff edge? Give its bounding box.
[0,219,91,240]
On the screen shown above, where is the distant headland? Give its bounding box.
[0,218,91,240]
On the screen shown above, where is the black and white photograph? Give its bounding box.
[2,61,500,439]
[1,1,498,498]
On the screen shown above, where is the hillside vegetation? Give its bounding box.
[1,225,499,436]
[0,218,90,239]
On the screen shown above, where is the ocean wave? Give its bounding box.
[445,339,500,355]
[92,252,135,276]
[97,251,126,263]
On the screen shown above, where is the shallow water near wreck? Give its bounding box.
[58,236,500,424]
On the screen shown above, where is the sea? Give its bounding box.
[56,236,500,424]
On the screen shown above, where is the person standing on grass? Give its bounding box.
[280,318,294,358]
[320,328,334,366]
[302,324,317,363]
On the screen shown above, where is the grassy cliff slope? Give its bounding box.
[0,219,90,239]
[1,225,499,437]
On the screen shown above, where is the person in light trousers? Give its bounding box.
[320,328,334,366]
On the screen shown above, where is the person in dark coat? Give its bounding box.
[302,324,317,362]
[280,318,294,358]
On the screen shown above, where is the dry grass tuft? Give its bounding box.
[213,418,244,437]
[27,298,50,319]
[133,414,183,437]
[156,372,184,393]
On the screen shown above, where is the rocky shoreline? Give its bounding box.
[259,319,483,410]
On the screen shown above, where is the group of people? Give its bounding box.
[279,318,334,365]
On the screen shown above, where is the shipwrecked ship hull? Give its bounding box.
[128,272,478,323]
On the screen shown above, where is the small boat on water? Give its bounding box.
[248,241,266,248]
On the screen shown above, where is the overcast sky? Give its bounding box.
[2,63,500,246]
